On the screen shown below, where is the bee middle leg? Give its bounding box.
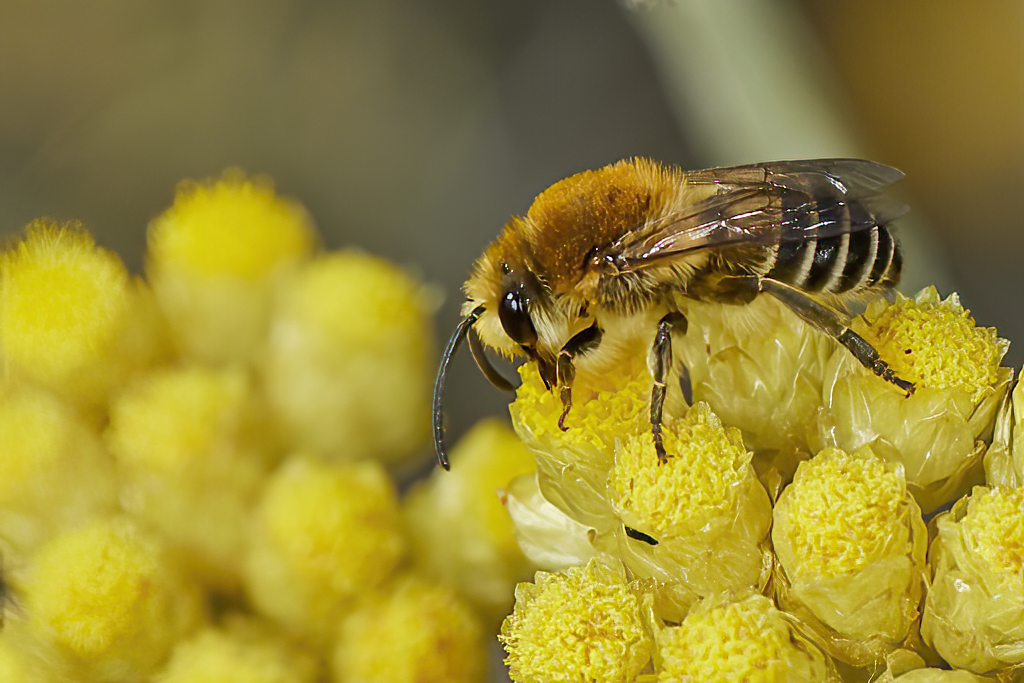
[555,322,603,430]
[650,311,688,463]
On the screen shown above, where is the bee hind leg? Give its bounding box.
[759,278,915,396]
[555,322,603,430]
[649,311,688,463]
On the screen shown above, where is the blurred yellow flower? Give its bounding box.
[332,575,486,683]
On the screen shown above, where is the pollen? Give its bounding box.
[774,448,905,578]
[333,576,486,683]
[608,403,751,538]
[148,170,315,280]
[960,486,1024,579]
[656,592,792,682]
[0,220,130,385]
[500,558,654,683]
[856,287,1007,402]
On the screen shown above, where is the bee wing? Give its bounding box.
[607,159,907,270]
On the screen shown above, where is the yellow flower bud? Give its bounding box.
[155,617,319,683]
[676,296,834,480]
[147,171,316,363]
[332,575,486,683]
[509,355,658,530]
[262,251,434,465]
[404,419,536,623]
[244,456,406,646]
[817,287,1011,513]
[0,221,164,407]
[655,590,837,682]
[500,556,655,683]
[17,517,203,681]
[0,382,116,556]
[921,486,1024,675]
[772,447,928,667]
[106,365,270,589]
[607,403,772,610]
[983,375,1024,487]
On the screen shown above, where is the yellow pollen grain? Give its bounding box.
[960,487,1024,579]
[861,292,1004,400]
[0,221,129,379]
[781,448,904,578]
[657,593,790,682]
[501,562,653,683]
[512,360,650,453]
[608,403,749,538]
[148,171,314,280]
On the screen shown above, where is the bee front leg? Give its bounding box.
[650,311,688,463]
[555,322,603,431]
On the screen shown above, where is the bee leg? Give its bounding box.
[650,311,688,463]
[555,322,603,431]
[759,278,916,395]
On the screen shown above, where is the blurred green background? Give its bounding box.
[1,0,1022,447]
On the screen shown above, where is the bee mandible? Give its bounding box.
[433,158,914,469]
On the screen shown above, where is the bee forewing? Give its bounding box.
[608,159,907,270]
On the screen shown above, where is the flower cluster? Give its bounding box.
[501,289,1023,681]
[0,173,533,681]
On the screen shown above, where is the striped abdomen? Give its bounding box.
[766,224,902,295]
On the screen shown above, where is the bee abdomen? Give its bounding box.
[767,225,902,295]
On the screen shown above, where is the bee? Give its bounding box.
[433,158,914,469]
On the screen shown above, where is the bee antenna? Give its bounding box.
[433,305,485,470]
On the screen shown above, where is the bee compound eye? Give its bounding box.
[498,289,538,346]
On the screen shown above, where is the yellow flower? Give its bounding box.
[0,221,165,407]
[983,375,1024,487]
[510,360,772,621]
[243,456,406,647]
[606,403,772,617]
[675,295,835,480]
[332,575,486,683]
[155,616,319,683]
[404,419,536,623]
[500,556,655,683]
[106,365,271,589]
[654,590,837,682]
[772,447,928,668]
[262,251,435,465]
[15,517,203,681]
[816,286,1011,513]
[921,486,1024,675]
[147,171,316,364]
[0,382,116,557]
